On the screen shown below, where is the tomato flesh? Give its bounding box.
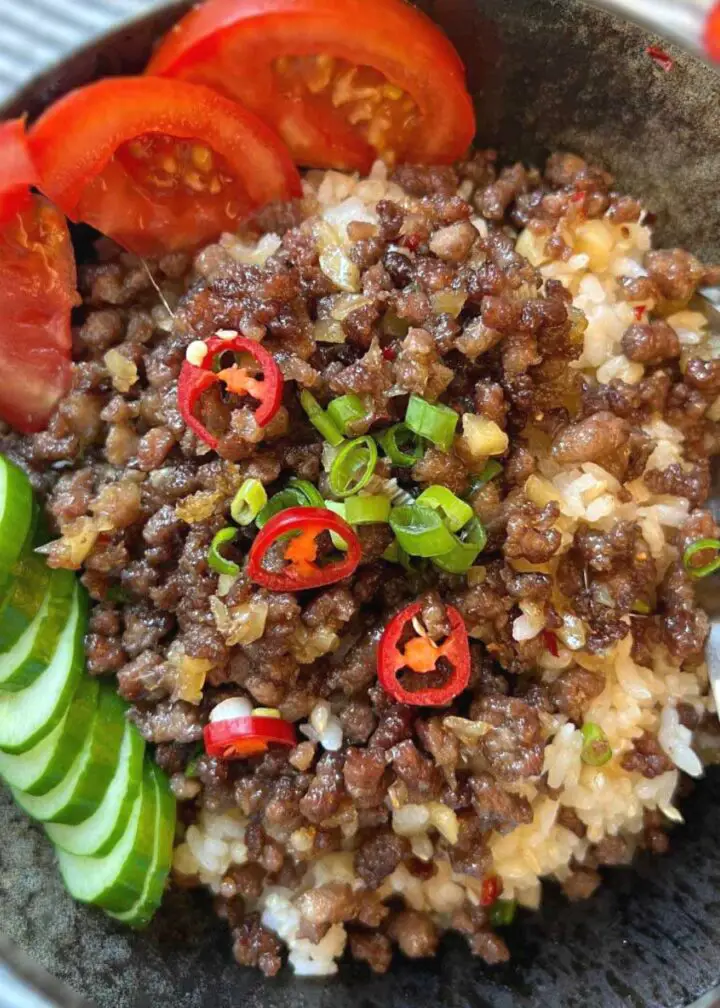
[29,77,302,257]
[0,196,77,432]
[148,0,476,172]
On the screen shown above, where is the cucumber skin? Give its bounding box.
[57,765,158,915]
[13,685,127,826]
[0,584,87,754]
[0,567,77,693]
[0,552,51,654]
[111,763,176,928]
[0,458,34,599]
[0,675,99,796]
[47,721,146,857]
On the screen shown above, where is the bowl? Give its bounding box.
[1,2,720,1006]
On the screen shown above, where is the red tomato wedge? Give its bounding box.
[0,119,78,433]
[0,195,78,433]
[147,0,476,172]
[28,77,302,257]
[0,118,36,225]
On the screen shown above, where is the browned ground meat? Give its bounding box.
[6,144,717,980]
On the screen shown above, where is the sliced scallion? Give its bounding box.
[389,504,456,557]
[208,527,240,576]
[256,479,323,528]
[580,722,612,767]
[416,485,474,533]
[433,518,487,574]
[405,394,458,452]
[329,436,378,498]
[683,538,720,578]
[231,478,268,526]
[377,422,425,467]
[489,899,517,928]
[470,460,503,493]
[345,494,391,525]
[327,394,367,434]
[300,389,344,447]
[323,500,348,551]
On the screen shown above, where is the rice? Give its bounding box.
[159,159,716,974]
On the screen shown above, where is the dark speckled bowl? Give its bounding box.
[1,2,720,1006]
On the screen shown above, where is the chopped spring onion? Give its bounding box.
[631,599,651,615]
[208,527,240,576]
[256,479,324,528]
[300,389,344,447]
[433,518,487,574]
[231,478,268,526]
[580,722,612,767]
[323,500,348,550]
[405,395,458,452]
[377,422,425,467]
[416,485,474,533]
[288,479,325,508]
[329,436,378,498]
[326,394,367,434]
[683,538,720,578]
[489,899,517,928]
[389,504,456,557]
[469,460,503,493]
[345,494,391,525]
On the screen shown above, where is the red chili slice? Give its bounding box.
[377,601,470,706]
[247,505,361,591]
[481,875,501,907]
[204,715,296,759]
[178,333,284,449]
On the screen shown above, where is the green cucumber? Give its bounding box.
[47,717,145,856]
[56,762,158,914]
[0,566,76,693]
[0,456,34,595]
[0,551,51,654]
[110,763,176,928]
[0,581,86,753]
[13,685,126,825]
[0,675,98,795]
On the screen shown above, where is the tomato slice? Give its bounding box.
[0,195,78,432]
[28,77,302,257]
[147,0,476,172]
[0,118,37,226]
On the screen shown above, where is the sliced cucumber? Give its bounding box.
[0,456,34,595]
[0,675,98,795]
[0,551,51,654]
[47,717,145,856]
[13,685,126,825]
[110,763,176,928]
[56,762,158,915]
[0,566,76,693]
[0,581,86,753]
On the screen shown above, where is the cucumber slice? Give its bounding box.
[56,762,158,914]
[47,717,145,856]
[0,675,98,795]
[0,456,34,594]
[13,685,126,825]
[0,566,76,693]
[0,551,51,654]
[0,582,86,753]
[110,763,176,928]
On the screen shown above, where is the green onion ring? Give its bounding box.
[405,394,458,452]
[416,485,474,533]
[344,494,391,525]
[329,436,378,498]
[683,538,720,578]
[389,504,456,557]
[580,722,612,767]
[230,478,268,526]
[377,422,425,467]
[208,527,240,576]
[326,394,367,434]
[300,389,344,447]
